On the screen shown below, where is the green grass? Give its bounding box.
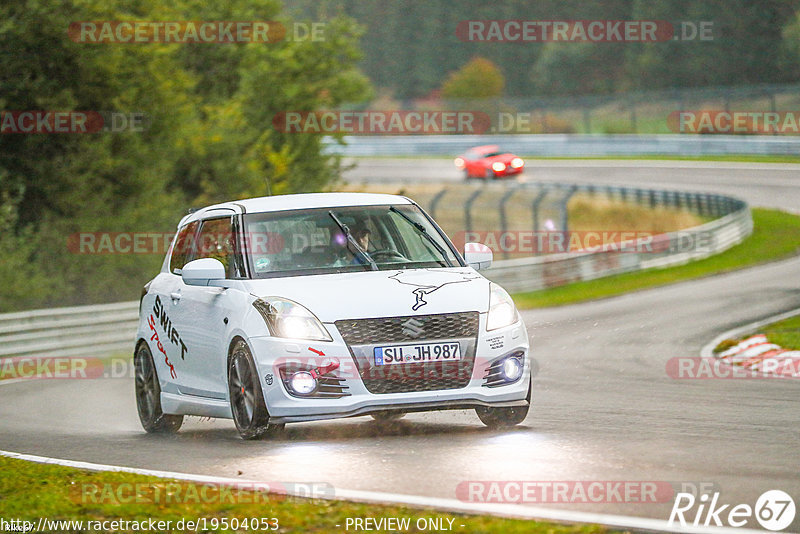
[0,456,611,534]
[761,314,800,350]
[713,313,800,353]
[513,208,800,309]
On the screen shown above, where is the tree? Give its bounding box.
[441,57,505,99]
[531,43,624,95]
[0,0,372,310]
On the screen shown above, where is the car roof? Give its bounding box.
[178,192,413,228]
[469,144,501,154]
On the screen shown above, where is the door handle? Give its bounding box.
[170,292,182,301]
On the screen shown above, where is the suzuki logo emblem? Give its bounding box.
[402,318,425,338]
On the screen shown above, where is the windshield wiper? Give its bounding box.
[328,211,378,271]
[390,207,453,267]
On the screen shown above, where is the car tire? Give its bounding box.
[463,170,472,180]
[370,411,406,422]
[485,167,494,180]
[134,342,183,434]
[475,404,529,428]
[228,339,284,440]
[476,377,530,428]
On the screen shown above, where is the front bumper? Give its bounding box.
[248,315,530,423]
[492,166,524,178]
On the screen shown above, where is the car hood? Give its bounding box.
[484,153,517,163]
[245,267,490,321]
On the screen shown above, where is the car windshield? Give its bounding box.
[243,204,461,278]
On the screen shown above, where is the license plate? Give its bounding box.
[374,342,461,366]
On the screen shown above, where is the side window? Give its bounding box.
[195,217,234,277]
[169,221,199,274]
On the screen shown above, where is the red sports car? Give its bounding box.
[454,145,525,180]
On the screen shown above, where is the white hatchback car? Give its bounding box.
[135,193,531,439]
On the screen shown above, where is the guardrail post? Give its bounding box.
[429,187,448,219]
[532,188,548,234]
[464,188,484,233]
[560,185,579,234]
[499,185,519,260]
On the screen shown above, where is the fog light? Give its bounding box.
[289,371,317,395]
[502,357,523,381]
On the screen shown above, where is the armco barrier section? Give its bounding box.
[0,184,751,361]
[324,134,800,157]
[482,198,752,293]
[0,301,139,361]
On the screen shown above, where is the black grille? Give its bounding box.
[335,312,479,394]
[335,312,478,345]
[361,363,473,394]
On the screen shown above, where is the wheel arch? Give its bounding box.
[134,337,148,355]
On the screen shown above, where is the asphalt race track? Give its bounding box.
[344,158,800,214]
[1,160,799,531]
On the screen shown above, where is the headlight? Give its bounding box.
[486,283,518,331]
[253,297,332,341]
[492,161,506,172]
[454,157,465,168]
[510,157,524,168]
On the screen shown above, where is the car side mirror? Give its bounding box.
[181,258,227,286]
[464,242,492,270]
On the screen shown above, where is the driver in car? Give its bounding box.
[350,222,373,265]
[352,223,370,251]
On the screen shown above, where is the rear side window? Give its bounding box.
[169,221,199,274]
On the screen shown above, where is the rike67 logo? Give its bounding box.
[669,490,795,531]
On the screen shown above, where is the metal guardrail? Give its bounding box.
[482,193,752,293]
[324,134,800,157]
[0,301,139,360]
[0,184,751,362]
